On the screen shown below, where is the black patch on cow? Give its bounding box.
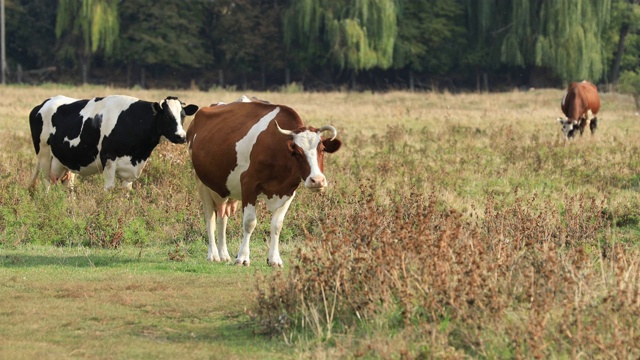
[28,99,48,154]
[48,100,102,171]
[100,101,163,168]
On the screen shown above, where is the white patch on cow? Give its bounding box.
[164,98,187,138]
[561,91,568,107]
[292,130,327,189]
[61,96,138,148]
[226,107,281,197]
[238,95,252,103]
[40,95,80,141]
[74,158,103,177]
[102,156,147,190]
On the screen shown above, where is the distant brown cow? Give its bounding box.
[558,80,600,139]
[187,96,342,267]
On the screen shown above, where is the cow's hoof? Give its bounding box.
[267,258,283,268]
[207,257,221,262]
[235,259,250,266]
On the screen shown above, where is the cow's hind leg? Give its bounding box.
[196,178,221,262]
[28,157,41,190]
[29,148,52,191]
[215,200,237,262]
[235,203,257,266]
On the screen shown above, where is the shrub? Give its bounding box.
[618,70,640,110]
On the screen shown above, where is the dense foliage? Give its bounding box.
[5,0,640,90]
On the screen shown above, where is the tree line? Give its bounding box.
[5,0,640,91]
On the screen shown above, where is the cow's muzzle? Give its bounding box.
[305,175,327,192]
[170,134,187,144]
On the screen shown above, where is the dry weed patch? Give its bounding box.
[255,185,640,358]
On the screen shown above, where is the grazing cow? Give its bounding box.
[187,96,342,267]
[29,95,198,191]
[558,80,600,139]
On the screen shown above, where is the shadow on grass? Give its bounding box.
[0,253,144,268]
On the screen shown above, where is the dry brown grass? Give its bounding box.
[256,187,640,358]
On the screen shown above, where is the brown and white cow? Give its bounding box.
[558,80,600,139]
[187,96,342,267]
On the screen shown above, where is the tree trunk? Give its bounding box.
[483,73,489,92]
[611,23,631,88]
[140,67,146,88]
[409,69,415,92]
[80,55,91,85]
[350,71,356,90]
[218,69,224,88]
[126,63,132,88]
[285,68,290,85]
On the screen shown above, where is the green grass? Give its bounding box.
[0,245,291,360]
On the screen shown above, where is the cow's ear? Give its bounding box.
[153,102,163,114]
[557,117,565,124]
[287,140,297,155]
[323,138,342,153]
[184,104,198,116]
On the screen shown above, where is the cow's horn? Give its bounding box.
[318,125,337,141]
[275,121,293,136]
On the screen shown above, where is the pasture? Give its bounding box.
[1,85,640,358]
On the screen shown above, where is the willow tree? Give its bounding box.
[283,0,397,84]
[466,0,612,84]
[394,0,466,90]
[55,0,119,84]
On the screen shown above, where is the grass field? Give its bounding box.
[1,84,640,358]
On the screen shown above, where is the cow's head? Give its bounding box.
[558,117,578,139]
[276,122,342,192]
[154,97,198,144]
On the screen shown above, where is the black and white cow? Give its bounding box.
[28,95,198,191]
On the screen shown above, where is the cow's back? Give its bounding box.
[187,102,301,197]
[562,81,600,119]
[580,81,600,115]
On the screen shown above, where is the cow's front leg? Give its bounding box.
[265,194,295,267]
[235,203,257,266]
